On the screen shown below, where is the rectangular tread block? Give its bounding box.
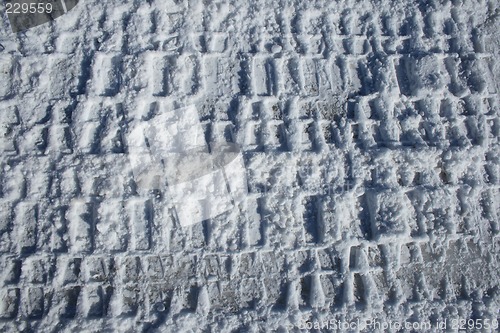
[202,56,221,95]
[118,256,141,284]
[85,256,114,283]
[0,201,12,234]
[201,56,237,97]
[77,122,102,154]
[301,58,319,96]
[317,248,341,272]
[46,55,79,98]
[91,53,122,97]
[320,274,343,307]
[23,257,51,284]
[206,33,229,53]
[317,199,341,242]
[0,288,19,319]
[23,287,44,319]
[245,198,264,247]
[239,278,261,309]
[366,190,413,241]
[149,53,177,97]
[48,125,73,155]
[302,195,323,244]
[126,199,152,251]
[96,201,127,252]
[0,56,14,99]
[202,254,230,280]
[281,58,302,95]
[117,285,140,316]
[61,286,81,318]
[253,57,277,96]
[178,54,200,95]
[82,285,113,318]
[0,104,18,152]
[145,256,164,281]
[59,257,82,285]
[265,276,287,311]
[2,258,22,284]
[146,283,172,316]
[67,200,95,253]
[14,203,38,254]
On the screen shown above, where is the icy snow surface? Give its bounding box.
[0,0,499,332]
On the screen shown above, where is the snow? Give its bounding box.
[0,0,499,331]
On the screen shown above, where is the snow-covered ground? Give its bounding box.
[0,0,499,331]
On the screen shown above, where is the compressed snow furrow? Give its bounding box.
[0,0,499,331]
